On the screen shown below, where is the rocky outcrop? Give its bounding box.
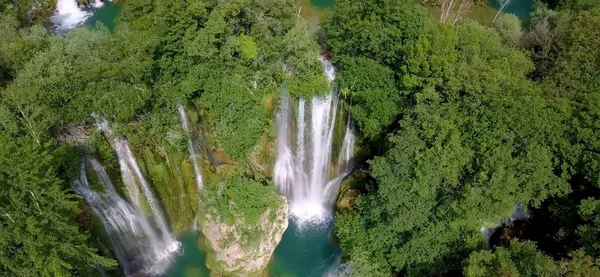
[336,188,360,212]
[201,196,289,276]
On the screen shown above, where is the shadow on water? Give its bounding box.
[164,232,211,277]
[269,219,342,277]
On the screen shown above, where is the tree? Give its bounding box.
[332,8,568,274]
[465,240,559,277]
[0,133,116,275]
[465,241,600,277]
[440,0,474,25]
[492,13,522,46]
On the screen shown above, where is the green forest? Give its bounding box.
[1,0,600,276]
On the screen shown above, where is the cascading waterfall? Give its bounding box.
[177,105,204,231]
[178,105,204,190]
[112,138,173,241]
[96,118,179,249]
[274,57,355,224]
[323,119,355,206]
[74,157,180,276]
[51,0,91,30]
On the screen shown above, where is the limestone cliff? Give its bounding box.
[200,196,289,276]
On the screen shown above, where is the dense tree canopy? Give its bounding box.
[328,0,600,276]
[2,0,600,275]
[0,122,116,275]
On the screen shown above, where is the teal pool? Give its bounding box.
[164,232,211,277]
[269,219,342,277]
[310,0,335,9]
[490,0,534,24]
[86,1,121,31]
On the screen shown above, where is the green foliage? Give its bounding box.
[0,0,54,23]
[0,0,326,274]
[466,241,600,277]
[558,250,600,277]
[115,0,328,164]
[324,0,428,67]
[578,198,600,256]
[2,26,155,142]
[0,135,116,276]
[199,174,282,246]
[492,13,523,46]
[0,13,48,83]
[137,149,198,232]
[201,174,280,227]
[3,0,600,276]
[465,240,559,277]
[336,57,400,140]
[236,35,259,60]
[331,1,570,275]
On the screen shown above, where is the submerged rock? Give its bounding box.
[201,196,289,276]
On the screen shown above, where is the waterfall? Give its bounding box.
[51,0,91,31]
[178,105,204,190]
[97,119,175,244]
[324,119,355,206]
[74,158,180,276]
[480,205,528,249]
[274,58,355,224]
[92,0,104,8]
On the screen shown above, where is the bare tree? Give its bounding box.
[492,0,513,24]
[523,10,555,50]
[453,0,473,25]
[440,0,474,25]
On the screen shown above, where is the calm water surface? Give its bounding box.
[86,1,121,30]
[164,232,211,277]
[269,219,342,277]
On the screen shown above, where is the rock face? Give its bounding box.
[201,196,289,276]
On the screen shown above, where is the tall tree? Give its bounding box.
[0,132,116,276]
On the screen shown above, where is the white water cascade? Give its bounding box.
[92,0,105,8]
[178,105,204,190]
[274,58,355,224]
[74,158,180,276]
[51,0,91,31]
[96,119,180,251]
[480,206,528,249]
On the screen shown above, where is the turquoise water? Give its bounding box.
[160,220,343,277]
[490,0,534,24]
[310,0,335,9]
[85,1,122,31]
[164,232,211,277]
[269,219,342,277]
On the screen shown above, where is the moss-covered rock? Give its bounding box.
[136,149,200,233]
[337,188,360,212]
[248,134,275,179]
[335,169,368,213]
[200,195,288,276]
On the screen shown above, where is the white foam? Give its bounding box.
[290,200,333,227]
[92,0,104,8]
[51,0,91,31]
